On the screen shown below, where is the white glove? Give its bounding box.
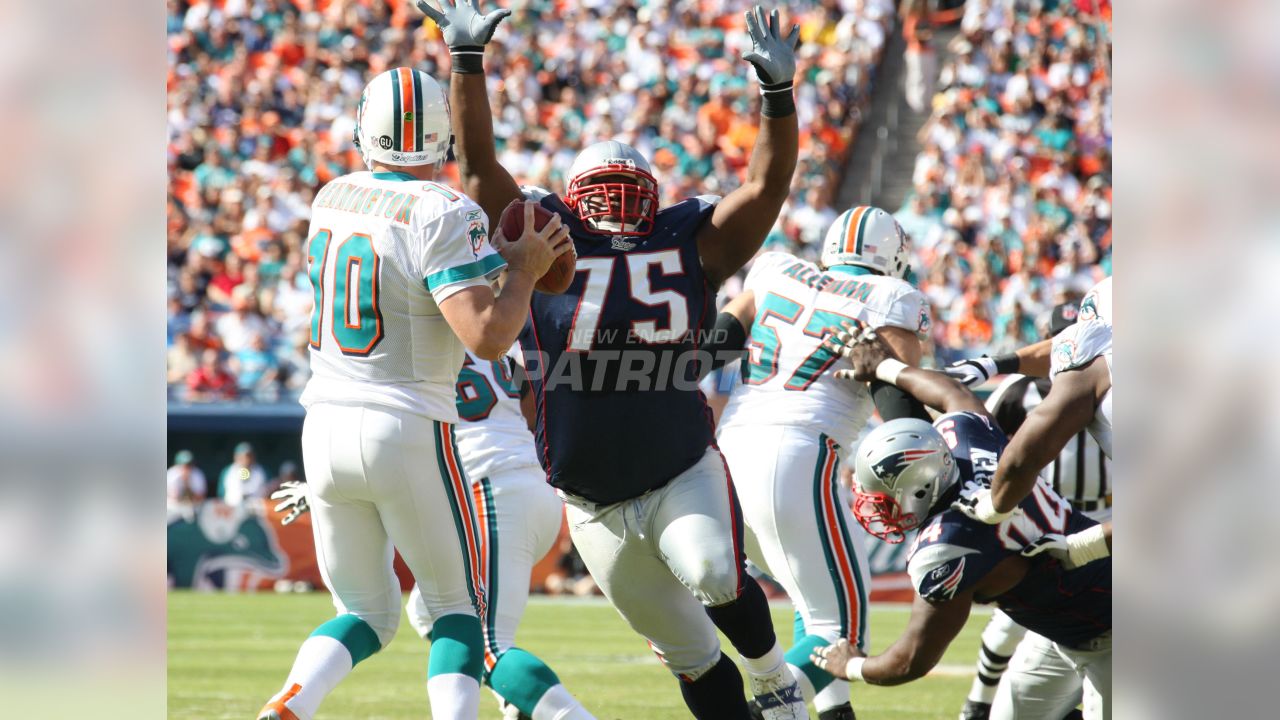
[416,0,512,50]
[951,488,1016,525]
[1021,525,1110,569]
[742,5,800,86]
[943,357,999,387]
[270,480,310,526]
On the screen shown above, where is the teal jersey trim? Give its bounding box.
[826,265,875,277]
[371,171,416,182]
[425,253,507,292]
[310,613,382,665]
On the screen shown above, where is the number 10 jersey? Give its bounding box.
[300,171,506,422]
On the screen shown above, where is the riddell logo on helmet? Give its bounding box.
[604,158,637,168]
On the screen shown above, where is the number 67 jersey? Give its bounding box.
[300,171,507,421]
[908,412,1112,648]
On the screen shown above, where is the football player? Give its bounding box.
[810,330,1112,720]
[256,67,570,720]
[272,348,595,720]
[712,207,931,720]
[958,302,1112,720]
[418,2,807,717]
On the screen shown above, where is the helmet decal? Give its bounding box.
[870,448,939,488]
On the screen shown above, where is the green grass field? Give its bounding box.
[169,591,989,719]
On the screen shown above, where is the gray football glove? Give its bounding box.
[270,480,310,526]
[742,5,800,87]
[417,0,511,72]
[951,487,1017,524]
[1020,533,1075,567]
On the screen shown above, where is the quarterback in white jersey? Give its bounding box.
[715,207,930,720]
[259,67,569,720]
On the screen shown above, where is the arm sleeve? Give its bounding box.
[870,380,934,422]
[698,311,748,379]
[418,201,508,303]
[907,542,986,604]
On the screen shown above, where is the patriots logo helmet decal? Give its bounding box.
[870,449,939,489]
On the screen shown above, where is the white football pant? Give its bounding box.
[993,630,1111,720]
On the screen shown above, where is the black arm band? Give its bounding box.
[760,80,796,118]
[870,380,933,422]
[699,312,749,379]
[992,353,1020,375]
[450,46,485,74]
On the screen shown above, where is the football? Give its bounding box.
[498,199,576,295]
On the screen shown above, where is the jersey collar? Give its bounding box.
[826,265,876,277]
[371,171,416,182]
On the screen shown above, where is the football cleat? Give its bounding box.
[818,703,857,720]
[257,684,302,720]
[747,666,807,720]
[958,699,991,720]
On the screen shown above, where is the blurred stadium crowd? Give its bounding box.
[166,0,1110,401]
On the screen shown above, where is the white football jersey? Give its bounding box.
[454,348,542,481]
[718,252,931,449]
[1050,319,1113,458]
[1079,276,1111,325]
[300,171,506,421]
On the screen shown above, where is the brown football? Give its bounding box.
[497,199,576,294]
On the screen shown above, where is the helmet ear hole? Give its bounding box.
[914,489,927,499]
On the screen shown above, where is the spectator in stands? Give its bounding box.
[219,442,269,508]
[265,460,301,500]
[167,449,207,519]
[185,348,238,402]
[230,333,279,399]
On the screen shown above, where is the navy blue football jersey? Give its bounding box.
[517,193,718,504]
[906,412,1112,648]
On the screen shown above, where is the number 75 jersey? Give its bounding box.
[718,252,931,446]
[300,171,506,422]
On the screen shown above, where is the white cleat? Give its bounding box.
[748,666,808,720]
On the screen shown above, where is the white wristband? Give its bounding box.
[874,359,908,385]
[845,657,866,682]
[1066,524,1110,566]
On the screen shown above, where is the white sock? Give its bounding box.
[739,642,786,676]
[532,683,597,720]
[786,662,816,703]
[427,673,481,720]
[277,636,354,720]
[814,678,850,712]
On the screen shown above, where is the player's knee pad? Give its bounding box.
[427,613,484,681]
[681,556,742,606]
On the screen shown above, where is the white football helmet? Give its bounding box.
[820,206,910,279]
[853,419,959,544]
[565,140,659,237]
[354,67,451,169]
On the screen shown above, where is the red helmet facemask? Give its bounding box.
[565,166,659,237]
[852,489,920,545]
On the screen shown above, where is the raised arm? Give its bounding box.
[697,7,800,286]
[418,0,523,223]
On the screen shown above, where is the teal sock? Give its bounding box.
[792,611,806,646]
[487,647,562,716]
[786,634,839,693]
[309,613,382,665]
[427,613,484,681]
